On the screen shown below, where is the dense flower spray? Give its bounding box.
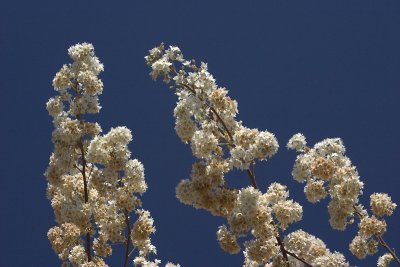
[45,43,179,267]
[287,135,398,266]
[144,43,394,266]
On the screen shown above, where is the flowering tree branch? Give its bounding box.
[146,42,399,267]
[146,43,351,266]
[45,43,179,267]
[287,133,399,266]
[353,205,400,265]
[172,65,261,191]
[171,59,304,266]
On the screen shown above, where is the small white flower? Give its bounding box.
[287,133,307,152]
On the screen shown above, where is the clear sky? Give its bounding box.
[1,1,399,266]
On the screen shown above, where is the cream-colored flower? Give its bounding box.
[377,253,394,267]
[287,133,307,152]
[217,225,241,254]
[370,193,397,217]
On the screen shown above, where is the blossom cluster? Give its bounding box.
[288,135,363,230]
[282,230,349,267]
[349,193,396,263]
[146,43,278,170]
[288,134,397,264]
[146,44,354,266]
[46,43,178,267]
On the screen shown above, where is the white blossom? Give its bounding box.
[287,133,307,152]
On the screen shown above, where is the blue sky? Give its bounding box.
[1,1,399,266]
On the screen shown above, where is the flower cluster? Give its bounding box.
[216,183,303,265]
[349,193,396,261]
[46,43,178,267]
[282,230,349,267]
[288,135,363,230]
[230,184,303,265]
[288,134,398,263]
[146,43,278,171]
[377,253,394,267]
[146,44,348,267]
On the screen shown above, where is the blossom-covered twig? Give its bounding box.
[173,64,263,192]
[146,43,347,266]
[353,205,400,265]
[78,136,92,261]
[46,43,179,267]
[287,134,399,266]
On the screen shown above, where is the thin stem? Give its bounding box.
[73,164,83,173]
[377,236,400,265]
[252,161,255,178]
[286,250,313,267]
[247,168,289,265]
[75,81,92,262]
[87,165,94,181]
[218,142,234,146]
[209,105,234,142]
[246,169,258,189]
[117,172,132,267]
[275,235,289,266]
[78,137,92,262]
[128,247,136,258]
[123,209,132,267]
[78,139,88,202]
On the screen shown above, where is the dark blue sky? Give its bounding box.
[1,1,399,266]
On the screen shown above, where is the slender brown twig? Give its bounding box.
[123,209,131,267]
[286,250,313,267]
[275,235,289,266]
[75,81,92,262]
[116,172,133,267]
[246,169,258,189]
[377,236,400,265]
[78,137,92,262]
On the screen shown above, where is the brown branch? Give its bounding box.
[75,81,92,262]
[78,137,92,262]
[116,172,133,267]
[73,163,82,173]
[275,235,289,266]
[246,169,258,189]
